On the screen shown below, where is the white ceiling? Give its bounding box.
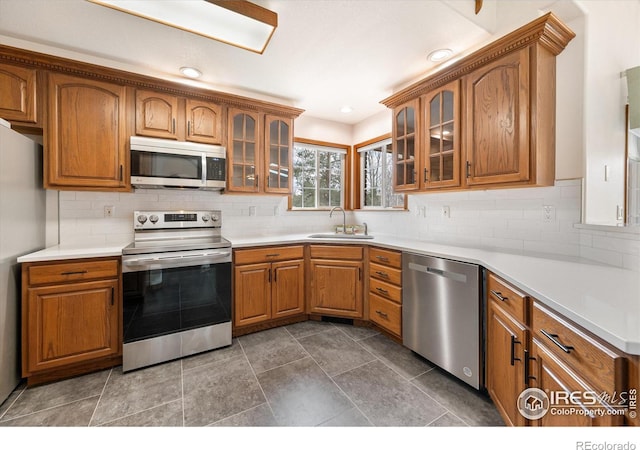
[0,0,582,125]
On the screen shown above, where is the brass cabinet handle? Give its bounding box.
[375,271,389,279]
[375,310,388,319]
[376,287,389,295]
[375,255,389,262]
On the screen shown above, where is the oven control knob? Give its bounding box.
[149,215,159,224]
[202,214,211,222]
[137,215,148,224]
[211,215,219,222]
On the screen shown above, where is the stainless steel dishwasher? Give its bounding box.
[403,252,482,389]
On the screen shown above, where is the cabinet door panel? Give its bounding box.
[0,63,37,123]
[135,90,179,139]
[465,49,530,185]
[228,109,260,192]
[234,263,271,327]
[423,80,460,189]
[486,300,527,426]
[47,73,127,189]
[271,260,304,319]
[392,100,420,191]
[26,280,119,373]
[264,115,292,193]
[309,259,362,318]
[186,99,222,144]
[530,339,622,426]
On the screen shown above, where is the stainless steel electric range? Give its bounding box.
[121,210,232,372]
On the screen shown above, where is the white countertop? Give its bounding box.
[17,234,640,355]
[17,242,129,263]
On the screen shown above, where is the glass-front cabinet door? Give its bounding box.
[422,80,460,189]
[228,108,260,192]
[392,99,420,191]
[265,115,292,194]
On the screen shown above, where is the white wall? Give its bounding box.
[294,115,352,144]
[352,110,391,145]
[580,0,640,225]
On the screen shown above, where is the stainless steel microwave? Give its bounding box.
[130,136,226,190]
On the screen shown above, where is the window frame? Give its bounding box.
[354,134,407,210]
[289,138,352,210]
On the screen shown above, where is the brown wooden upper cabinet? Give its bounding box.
[423,79,461,189]
[392,99,419,191]
[464,49,530,186]
[46,72,128,191]
[135,89,223,144]
[382,13,575,193]
[0,62,38,125]
[227,108,293,194]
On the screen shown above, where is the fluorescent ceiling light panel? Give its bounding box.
[87,0,278,54]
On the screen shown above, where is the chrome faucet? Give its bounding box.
[363,222,368,236]
[329,206,348,234]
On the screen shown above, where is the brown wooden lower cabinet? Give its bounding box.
[307,245,364,319]
[530,339,623,426]
[233,246,305,328]
[22,257,122,384]
[486,298,528,426]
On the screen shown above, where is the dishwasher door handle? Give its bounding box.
[408,262,467,283]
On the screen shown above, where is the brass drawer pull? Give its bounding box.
[375,271,389,279]
[375,310,388,319]
[375,255,389,262]
[490,290,508,302]
[61,270,88,276]
[541,329,575,354]
[376,287,389,295]
[266,253,280,257]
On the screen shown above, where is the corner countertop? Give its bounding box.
[16,233,640,355]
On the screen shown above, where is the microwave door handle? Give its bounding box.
[202,154,207,186]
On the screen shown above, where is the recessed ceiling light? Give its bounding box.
[340,106,353,113]
[180,67,202,78]
[428,48,453,63]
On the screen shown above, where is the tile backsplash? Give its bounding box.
[56,179,640,271]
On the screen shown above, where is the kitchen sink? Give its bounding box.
[308,233,374,239]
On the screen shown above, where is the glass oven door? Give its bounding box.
[122,253,231,345]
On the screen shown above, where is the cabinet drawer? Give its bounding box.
[28,259,119,286]
[487,273,528,324]
[369,262,401,286]
[309,245,363,260]
[369,293,401,337]
[369,278,401,304]
[532,301,626,394]
[369,247,401,269]
[234,245,304,265]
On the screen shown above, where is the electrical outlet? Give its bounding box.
[442,206,450,219]
[104,205,114,217]
[249,206,257,216]
[543,205,555,222]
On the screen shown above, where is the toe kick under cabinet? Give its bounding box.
[21,257,122,385]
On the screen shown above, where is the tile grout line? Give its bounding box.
[0,384,27,422]
[180,359,185,427]
[88,367,113,427]
[294,338,375,427]
[306,352,375,427]
[94,399,185,427]
[208,402,270,426]
[236,336,279,425]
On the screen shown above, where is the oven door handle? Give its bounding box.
[122,251,231,272]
